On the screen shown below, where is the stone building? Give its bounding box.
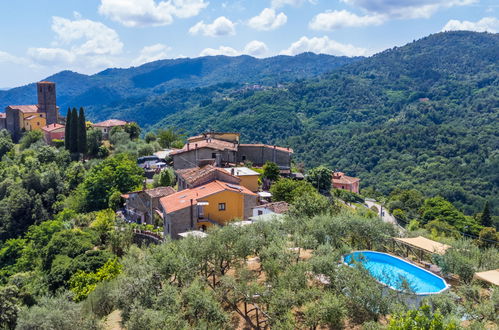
[4,81,60,141]
[171,132,293,172]
[176,165,241,191]
[122,186,176,225]
[92,119,128,140]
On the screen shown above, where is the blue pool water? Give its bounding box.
[344,251,449,295]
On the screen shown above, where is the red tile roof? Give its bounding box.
[332,172,360,185]
[239,144,293,153]
[160,180,256,213]
[176,165,240,186]
[41,123,65,132]
[171,138,238,155]
[254,201,289,214]
[93,119,128,127]
[7,105,39,113]
[145,186,176,198]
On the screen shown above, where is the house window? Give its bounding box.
[218,203,226,211]
[212,153,216,159]
[342,186,345,189]
[37,122,40,126]
[242,155,246,161]
[258,210,263,215]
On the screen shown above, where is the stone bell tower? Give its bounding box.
[37,81,58,124]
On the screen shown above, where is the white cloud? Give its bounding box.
[132,43,171,66]
[441,17,499,33]
[271,0,314,9]
[51,16,123,56]
[0,51,31,65]
[280,36,368,57]
[309,10,385,30]
[199,46,240,56]
[189,16,236,37]
[248,8,287,31]
[244,40,268,57]
[27,48,75,64]
[341,0,477,19]
[27,15,124,71]
[99,0,208,27]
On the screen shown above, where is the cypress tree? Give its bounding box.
[64,107,71,150]
[480,201,492,227]
[70,108,79,153]
[77,107,87,154]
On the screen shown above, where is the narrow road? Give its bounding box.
[364,200,405,233]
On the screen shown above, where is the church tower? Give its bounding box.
[37,81,58,124]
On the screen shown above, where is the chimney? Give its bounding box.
[142,179,147,191]
[187,143,190,151]
[231,168,235,175]
[195,143,198,149]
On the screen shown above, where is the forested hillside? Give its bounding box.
[0,53,359,126]
[150,31,499,214]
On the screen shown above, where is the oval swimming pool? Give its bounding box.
[343,251,449,295]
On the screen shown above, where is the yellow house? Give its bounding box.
[160,180,257,239]
[22,113,46,131]
[222,167,260,192]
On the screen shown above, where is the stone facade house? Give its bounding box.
[172,132,293,172]
[122,186,176,225]
[332,172,360,194]
[176,165,241,191]
[92,119,128,140]
[159,180,257,239]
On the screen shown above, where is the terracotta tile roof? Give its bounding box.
[332,172,360,185]
[176,165,240,186]
[160,180,256,213]
[145,186,176,198]
[7,105,39,113]
[254,201,289,214]
[239,144,293,153]
[93,119,128,127]
[171,138,238,155]
[41,123,65,132]
[122,186,176,200]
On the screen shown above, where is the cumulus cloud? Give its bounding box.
[248,8,287,31]
[132,43,171,66]
[309,10,385,30]
[199,46,240,56]
[341,0,477,19]
[27,15,123,70]
[99,0,208,27]
[27,48,75,64]
[280,36,368,57]
[441,17,499,33]
[189,16,236,37]
[244,40,268,57]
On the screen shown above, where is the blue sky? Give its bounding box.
[0,0,497,87]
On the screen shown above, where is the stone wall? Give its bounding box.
[237,145,292,169]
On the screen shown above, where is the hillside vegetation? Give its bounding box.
[151,31,499,214]
[0,53,359,127]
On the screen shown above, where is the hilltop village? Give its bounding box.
[1,81,360,239]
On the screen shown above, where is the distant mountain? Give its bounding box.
[149,31,499,214]
[0,53,361,125]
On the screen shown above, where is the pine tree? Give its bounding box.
[70,108,79,153]
[480,201,492,227]
[77,107,87,154]
[64,107,71,150]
